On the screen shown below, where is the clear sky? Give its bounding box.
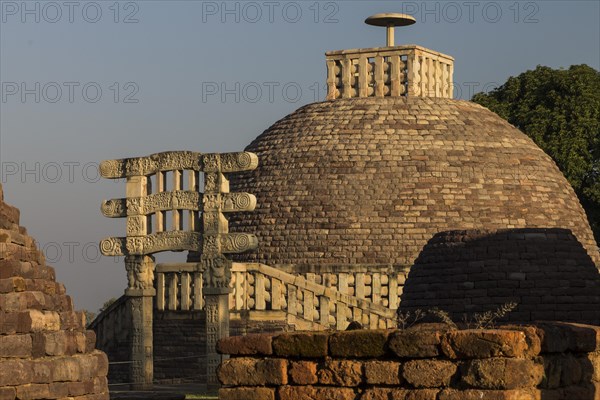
[1,0,599,312]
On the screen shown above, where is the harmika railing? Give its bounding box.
[326,45,454,100]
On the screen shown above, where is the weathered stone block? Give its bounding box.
[217,333,273,355]
[441,330,529,359]
[0,334,32,357]
[30,360,53,384]
[219,387,275,400]
[85,330,97,353]
[278,386,356,400]
[386,389,439,400]
[59,310,86,330]
[32,331,83,356]
[0,277,26,293]
[52,357,82,382]
[0,386,16,400]
[0,359,32,386]
[389,329,441,358]
[498,325,542,357]
[17,310,60,332]
[330,329,390,358]
[0,312,19,334]
[94,351,109,377]
[317,360,362,387]
[438,389,539,400]
[403,359,457,388]
[364,361,402,385]
[462,358,544,389]
[48,382,70,398]
[217,357,287,386]
[15,384,50,400]
[66,381,88,397]
[272,332,328,357]
[360,388,392,400]
[289,361,318,385]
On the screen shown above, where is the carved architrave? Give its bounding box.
[99,151,202,179]
[202,154,220,173]
[100,231,203,256]
[101,191,203,217]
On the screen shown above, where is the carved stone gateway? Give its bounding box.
[99,151,258,389]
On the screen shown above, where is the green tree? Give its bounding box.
[99,297,118,314]
[472,65,600,244]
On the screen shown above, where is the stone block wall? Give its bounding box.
[0,183,109,399]
[217,322,600,400]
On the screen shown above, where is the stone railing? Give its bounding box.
[231,263,398,330]
[217,322,600,400]
[326,45,454,100]
[154,263,401,330]
[154,262,205,311]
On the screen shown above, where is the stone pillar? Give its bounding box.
[204,285,231,388]
[202,158,233,389]
[125,255,155,390]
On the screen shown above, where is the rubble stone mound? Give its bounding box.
[0,184,109,400]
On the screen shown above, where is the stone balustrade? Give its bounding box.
[154,263,404,330]
[326,45,454,100]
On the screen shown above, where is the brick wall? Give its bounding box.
[216,322,600,400]
[401,228,600,326]
[153,310,206,383]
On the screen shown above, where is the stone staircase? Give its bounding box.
[230,263,399,330]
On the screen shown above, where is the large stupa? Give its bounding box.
[229,14,599,269]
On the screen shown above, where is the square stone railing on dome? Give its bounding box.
[326,45,454,100]
[98,150,259,389]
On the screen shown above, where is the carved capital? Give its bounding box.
[125,255,155,291]
[202,254,232,288]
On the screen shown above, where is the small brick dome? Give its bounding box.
[229,97,599,267]
[400,228,600,325]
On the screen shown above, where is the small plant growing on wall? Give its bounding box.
[397,302,518,330]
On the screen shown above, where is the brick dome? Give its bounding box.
[229,97,599,267]
[400,228,600,325]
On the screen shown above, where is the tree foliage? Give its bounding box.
[472,65,600,244]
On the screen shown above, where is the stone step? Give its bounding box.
[0,291,74,312]
[0,309,86,334]
[0,260,55,280]
[0,277,65,296]
[0,201,20,226]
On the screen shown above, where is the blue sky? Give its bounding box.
[1,0,599,312]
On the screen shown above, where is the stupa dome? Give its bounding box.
[228,15,598,269]
[229,96,599,267]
